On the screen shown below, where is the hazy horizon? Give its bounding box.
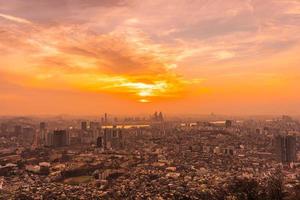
[0,113,299,120]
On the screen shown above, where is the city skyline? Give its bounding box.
[1,0,300,115]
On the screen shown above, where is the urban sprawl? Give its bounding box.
[0,113,299,199]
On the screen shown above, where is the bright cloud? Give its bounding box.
[0,13,31,24]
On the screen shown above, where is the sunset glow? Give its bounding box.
[0,0,300,115]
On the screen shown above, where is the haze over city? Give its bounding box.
[0,1,300,199]
[0,0,300,115]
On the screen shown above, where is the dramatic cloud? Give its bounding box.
[0,13,31,24]
[0,0,300,114]
[0,17,199,103]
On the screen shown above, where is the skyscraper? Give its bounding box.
[40,122,46,130]
[39,122,47,145]
[90,121,100,130]
[285,135,297,163]
[225,120,232,128]
[52,130,69,148]
[0,123,8,136]
[13,125,22,137]
[104,113,108,124]
[158,112,164,121]
[97,136,104,148]
[275,135,296,164]
[81,121,88,131]
[22,126,35,142]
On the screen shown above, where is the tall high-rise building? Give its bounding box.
[81,121,88,131]
[100,127,123,150]
[275,135,297,163]
[104,113,108,124]
[152,111,164,122]
[13,125,22,137]
[45,132,53,147]
[90,121,100,130]
[285,136,297,163]
[39,122,47,145]
[0,123,8,136]
[158,112,164,121]
[153,112,158,121]
[97,136,103,148]
[52,130,69,148]
[40,122,46,130]
[225,120,232,128]
[22,126,35,142]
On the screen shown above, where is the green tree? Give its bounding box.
[266,168,284,200]
[227,177,262,200]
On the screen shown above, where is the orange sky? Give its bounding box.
[0,0,300,115]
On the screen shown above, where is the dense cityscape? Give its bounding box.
[1,0,300,199]
[0,113,299,199]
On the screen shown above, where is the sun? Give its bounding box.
[139,99,150,103]
[138,90,152,97]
